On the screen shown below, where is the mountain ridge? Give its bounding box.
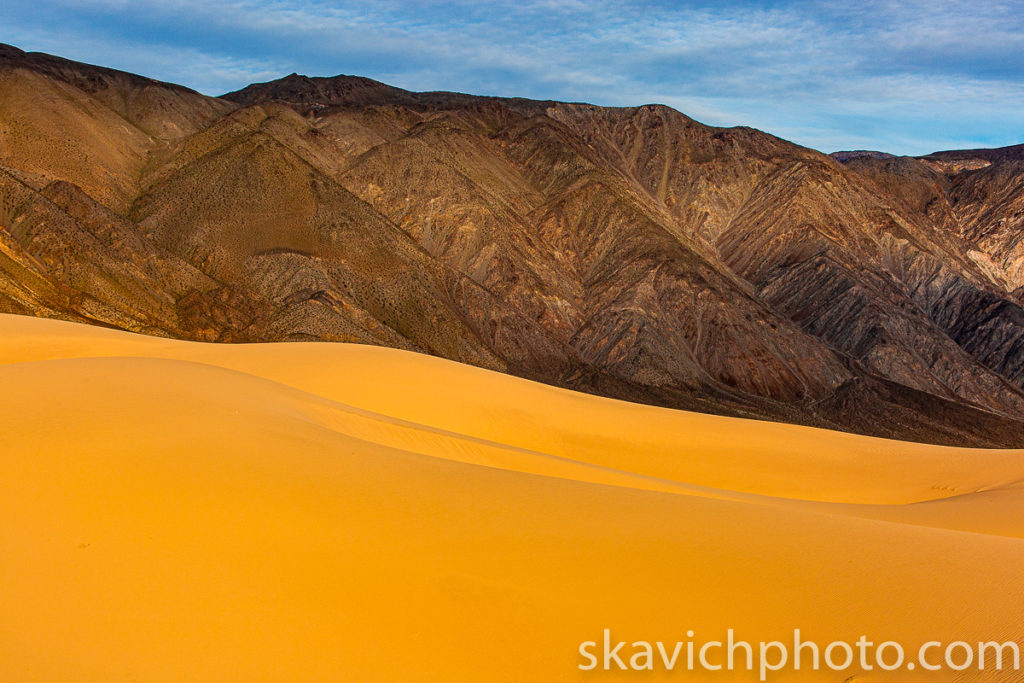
[3,42,1024,445]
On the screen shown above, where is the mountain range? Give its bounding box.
[3,41,1024,446]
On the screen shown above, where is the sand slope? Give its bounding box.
[3,313,1024,681]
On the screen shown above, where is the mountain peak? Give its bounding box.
[221,72,416,107]
[830,150,896,162]
[923,142,1024,164]
[0,42,199,96]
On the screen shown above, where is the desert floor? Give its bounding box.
[3,314,1024,681]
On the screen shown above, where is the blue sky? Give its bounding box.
[4,0,1023,155]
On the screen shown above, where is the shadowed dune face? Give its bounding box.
[4,42,1024,445]
[4,314,1024,682]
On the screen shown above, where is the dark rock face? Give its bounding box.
[829,150,896,162]
[4,43,1024,446]
[838,146,1024,405]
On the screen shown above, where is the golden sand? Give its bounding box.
[3,314,1024,681]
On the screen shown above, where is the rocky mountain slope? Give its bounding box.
[4,42,1024,446]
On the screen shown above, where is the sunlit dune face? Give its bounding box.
[3,313,1024,681]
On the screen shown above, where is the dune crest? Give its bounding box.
[3,313,1024,681]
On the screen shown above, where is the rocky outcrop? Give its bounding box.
[838,145,1024,401]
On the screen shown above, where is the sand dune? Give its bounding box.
[3,313,1024,681]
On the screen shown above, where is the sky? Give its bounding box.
[3,0,1023,155]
